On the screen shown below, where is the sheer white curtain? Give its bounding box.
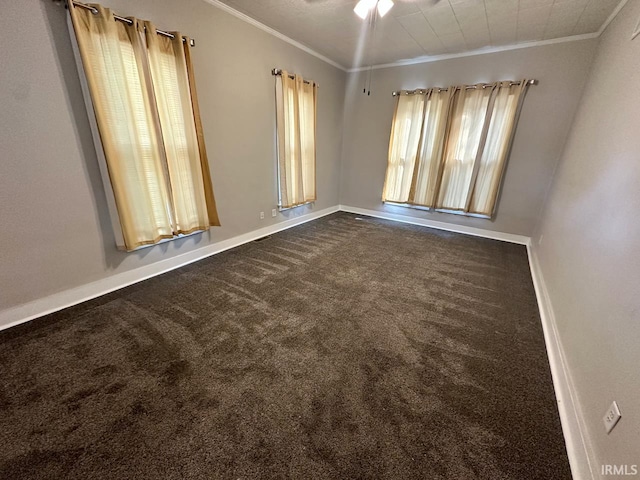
[69,2,219,251]
[275,71,318,209]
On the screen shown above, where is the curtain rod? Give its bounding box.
[272,68,319,87]
[64,0,196,46]
[392,79,538,96]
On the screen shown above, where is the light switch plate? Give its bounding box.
[603,401,621,434]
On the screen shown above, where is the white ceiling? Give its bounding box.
[216,0,621,69]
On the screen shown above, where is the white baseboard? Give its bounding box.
[339,204,531,245]
[0,205,528,332]
[527,244,595,480]
[0,205,340,332]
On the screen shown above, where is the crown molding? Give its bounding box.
[597,0,630,35]
[346,32,600,72]
[200,0,628,75]
[200,0,348,72]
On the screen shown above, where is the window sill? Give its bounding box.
[278,201,314,212]
[123,229,205,252]
[383,202,491,220]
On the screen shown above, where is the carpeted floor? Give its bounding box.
[0,212,571,479]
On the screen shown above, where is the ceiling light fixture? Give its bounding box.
[354,0,376,19]
[354,0,394,20]
[377,0,394,17]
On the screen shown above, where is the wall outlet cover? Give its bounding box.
[603,401,622,434]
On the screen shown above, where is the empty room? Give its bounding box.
[1,0,638,478]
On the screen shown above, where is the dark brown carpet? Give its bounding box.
[0,212,570,479]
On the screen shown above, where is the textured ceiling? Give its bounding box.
[217,0,620,68]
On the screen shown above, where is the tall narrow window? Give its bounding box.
[382,81,530,218]
[144,21,218,235]
[69,2,219,251]
[468,82,527,215]
[382,89,450,205]
[411,89,451,207]
[436,85,494,212]
[275,70,318,209]
[382,93,425,203]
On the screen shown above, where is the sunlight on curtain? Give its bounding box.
[436,85,494,211]
[275,71,317,209]
[469,82,527,216]
[69,4,174,249]
[144,22,219,234]
[69,3,219,251]
[381,80,529,218]
[411,89,451,207]
[182,41,220,228]
[382,93,425,203]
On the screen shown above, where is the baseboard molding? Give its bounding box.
[339,205,531,245]
[0,205,340,332]
[527,245,595,480]
[0,204,529,331]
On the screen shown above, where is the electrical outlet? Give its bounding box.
[259,211,265,220]
[272,209,277,217]
[603,401,621,434]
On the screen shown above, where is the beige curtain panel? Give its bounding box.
[410,89,451,207]
[69,2,219,251]
[382,92,425,204]
[468,82,528,215]
[382,88,451,206]
[382,81,530,218]
[437,84,495,212]
[275,71,318,209]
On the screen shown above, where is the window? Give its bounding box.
[274,70,318,209]
[69,2,219,251]
[382,81,530,218]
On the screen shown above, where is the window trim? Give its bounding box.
[278,201,315,212]
[383,201,491,220]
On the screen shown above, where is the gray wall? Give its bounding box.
[339,40,598,236]
[532,0,640,470]
[0,0,346,312]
